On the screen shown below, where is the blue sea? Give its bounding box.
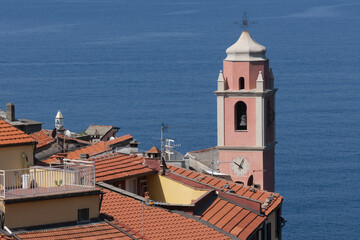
[0,0,359,238]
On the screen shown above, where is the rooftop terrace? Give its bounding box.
[0,159,95,199]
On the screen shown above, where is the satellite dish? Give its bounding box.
[51,128,57,138]
[64,130,71,138]
[109,137,115,140]
[247,175,254,186]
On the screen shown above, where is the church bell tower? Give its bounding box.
[215,31,277,191]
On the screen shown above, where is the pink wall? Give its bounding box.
[224,97,257,146]
[219,150,264,188]
[219,148,275,191]
[249,61,269,89]
[223,60,269,91]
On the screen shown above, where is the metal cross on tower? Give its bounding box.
[234,11,256,29]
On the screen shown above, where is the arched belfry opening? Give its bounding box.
[235,101,247,130]
[239,77,245,90]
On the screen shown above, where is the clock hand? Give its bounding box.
[240,159,244,168]
[234,162,243,169]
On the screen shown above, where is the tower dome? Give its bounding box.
[225,31,267,62]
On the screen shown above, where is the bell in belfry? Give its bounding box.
[239,114,247,129]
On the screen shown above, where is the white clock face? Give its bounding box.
[232,157,250,176]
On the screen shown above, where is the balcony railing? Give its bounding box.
[0,159,95,199]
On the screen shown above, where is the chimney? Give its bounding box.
[6,103,15,122]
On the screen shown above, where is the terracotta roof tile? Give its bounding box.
[30,129,55,148]
[207,203,234,226]
[66,134,133,159]
[93,153,154,182]
[230,212,257,237]
[100,189,230,240]
[238,215,266,239]
[201,199,228,222]
[165,165,281,239]
[215,205,242,229]
[0,119,36,147]
[147,146,160,154]
[16,222,134,239]
[0,233,13,240]
[222,208,249,233]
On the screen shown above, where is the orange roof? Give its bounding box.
[167,165,283,215]
[66,134,133,159]
[42,153,68,165]
[0,233,12,240]
[30,129,55,148]
[100,189,231,240]
[147,146,160,154]
[94,153,155,182]
[16,222,135,239]
[198,197,266,239]
[160,165,283,239]
[0,119,36,147]
[106,134,133,146]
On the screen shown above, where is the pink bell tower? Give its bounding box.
[215,31,277,191]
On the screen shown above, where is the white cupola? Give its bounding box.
[55,110,64,130]
[225,31,267,62]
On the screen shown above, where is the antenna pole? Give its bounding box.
[211,148,214,177]
[142,202,144,236]
[160,123,166,175]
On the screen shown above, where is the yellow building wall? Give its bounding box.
[0,145,34,170]
[4,194,99,229]
[146,175,208,205]
[29,168,78,188]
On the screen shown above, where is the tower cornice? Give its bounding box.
[216,141,277,151]
[214,88,277,97]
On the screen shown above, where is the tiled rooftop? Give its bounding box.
[100,189,231,240]
[0,233,12,240]
[30,129,55,148]
[198,197,266,239]
[41,153,67,165]
[16,222,135,239]
[93,153,155,182]
[85,125,115,137]
[0,119,36,147]
[147,146,160,154]
[167,165,283,215]
[66,134,133,159]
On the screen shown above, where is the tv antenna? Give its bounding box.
[234,11,256,29]
[159,123,184,172]
[165,138,181,161]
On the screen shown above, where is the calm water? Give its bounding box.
[1,0,359,238]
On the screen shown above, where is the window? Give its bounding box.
[125,178,137,194]
[78,208,90,223]
[247,175,254,186]
[239,77,245,90]
[235,101,247,130]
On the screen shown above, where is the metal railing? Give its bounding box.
[0,159,95,199]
